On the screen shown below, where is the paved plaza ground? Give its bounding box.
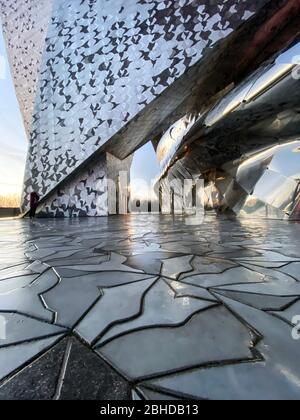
[0,214,300,400]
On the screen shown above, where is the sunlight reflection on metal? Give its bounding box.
[156,114,199,173]
[205,41,300,128]
[220,141,300,220]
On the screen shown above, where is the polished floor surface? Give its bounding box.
[0,214,300,400]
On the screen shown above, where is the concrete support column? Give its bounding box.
[37,153,132,218]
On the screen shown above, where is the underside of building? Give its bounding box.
[1,0,300,219]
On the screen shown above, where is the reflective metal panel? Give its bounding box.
[236,154,271,194]
[290,196,300,220]
[222,141,300,220]
[156,114,198,173]
[239,195,287,220]
[253,169,297,212]
[269,143,300,179]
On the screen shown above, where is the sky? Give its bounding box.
[130,142,161,201]
[131,141,160,183]
[0,25,27,197]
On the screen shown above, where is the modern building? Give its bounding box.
[1,0,299,219]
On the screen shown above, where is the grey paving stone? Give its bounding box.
[215,277,300,296]
[240,263,298,284]
[80,239,105,248]
[160,241,212,254]
[0,313,67,347]
[210,250,262,259]
[181,266,266,288]
[166,280,218,302]
[99,241,161,256]
[75,277,157,345]
[270,299,300,325]
[97,305,254,379]
[28,248,84,262]
[245,261,292,269]
[25,248,59,261]
[236,250,299,264]
[0,259,29,270]
[161,255,193,279]
[0,274,38,294]
[96,279,217,346]
[213,290,298,311]
[180,256,237,279]
[137,386,181,400]
[0,264,33,280]
[43,271,154,327]
[62,252,143,272]
[46,254,110,268]
[145,361,300,400]
[54,267,93,278]
[0,270,59,322]
[26,261,49,274]
[279,262,300,281]
[212,294,300,398]
[125,252,183,275]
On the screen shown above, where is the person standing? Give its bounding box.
[29,192,40,220]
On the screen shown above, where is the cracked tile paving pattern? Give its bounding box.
[0,214,300,400]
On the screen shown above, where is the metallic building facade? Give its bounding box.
[1,0,299,218]
[156,38,300,221]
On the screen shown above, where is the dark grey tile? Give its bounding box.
[58,338,131,400]
[0,334,65,383]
